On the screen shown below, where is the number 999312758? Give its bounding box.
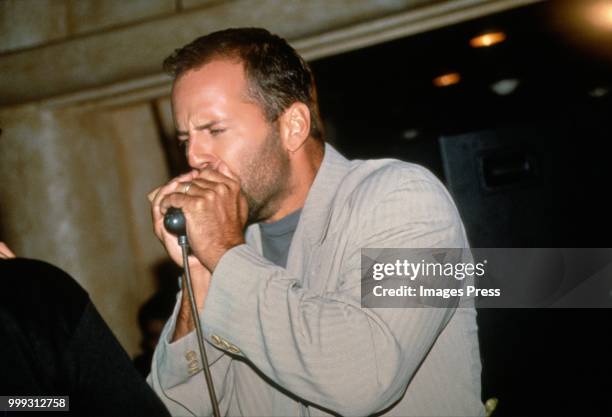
[1,396,69,411]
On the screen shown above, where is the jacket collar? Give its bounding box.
[298,143,351,244]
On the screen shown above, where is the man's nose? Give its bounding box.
[187,137,216,170]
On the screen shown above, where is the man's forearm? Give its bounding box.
[172,267,210,342]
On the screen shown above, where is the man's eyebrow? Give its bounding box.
[175,120,225,137]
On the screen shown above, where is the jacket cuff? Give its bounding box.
[155,290,225,389]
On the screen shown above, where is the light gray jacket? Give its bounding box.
[148,144,484,416]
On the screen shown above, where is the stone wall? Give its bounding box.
[0,99,170,356]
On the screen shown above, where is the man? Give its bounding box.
[148,28,483,416]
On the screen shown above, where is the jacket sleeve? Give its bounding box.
[200,171,470,416]
[147,292,234,416]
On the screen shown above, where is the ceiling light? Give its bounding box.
[470,31,507,48]
[490,79,520,96]
[401,129,420,141]
[589,86,609,98]
[587,1,612,30]
[433,72,461,87]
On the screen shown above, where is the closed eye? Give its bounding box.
[209,128,226,136]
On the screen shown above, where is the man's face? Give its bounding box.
[171,59,290,223]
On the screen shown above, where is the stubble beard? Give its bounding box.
[240,124,291,224]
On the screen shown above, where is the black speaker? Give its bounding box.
[439,122,611,247]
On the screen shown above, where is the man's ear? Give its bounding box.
[279,102,311,153]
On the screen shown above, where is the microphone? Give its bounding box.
[164,207,187,237]
[163,207,221,417]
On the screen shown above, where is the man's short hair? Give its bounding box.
[163,27,324,141]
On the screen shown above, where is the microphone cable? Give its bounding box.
[165,207,221,417]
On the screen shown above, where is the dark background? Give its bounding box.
[310,1,612,415]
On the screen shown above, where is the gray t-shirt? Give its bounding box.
[259,209,302,268]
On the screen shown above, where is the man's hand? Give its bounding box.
[157,162,248,272]
[149,170,206,272]
[0,242,16,259]
[149,162,247,341]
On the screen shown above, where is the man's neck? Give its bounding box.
[263,140,324,223]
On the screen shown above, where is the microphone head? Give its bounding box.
[164,207,187,236]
